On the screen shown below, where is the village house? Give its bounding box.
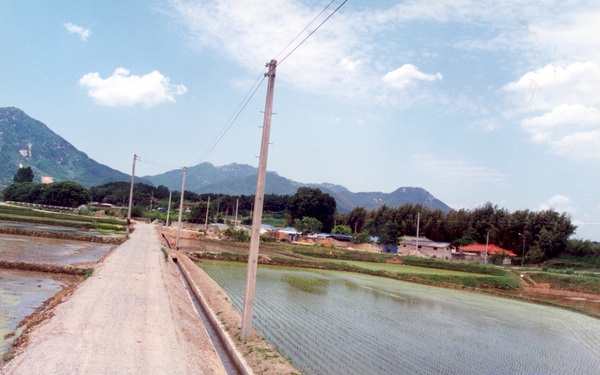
[454,243,517,264]
[397,236,454,259]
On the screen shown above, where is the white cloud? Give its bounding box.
[64,22,91,41]
[79,68,188,107]
[505,62,600,110]
[505,62,600,160]
[383,64,442,90]
[412,154,508,185]
[539,195,576,214]
[168,0,444,103]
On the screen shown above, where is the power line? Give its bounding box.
[193,68,268,165]
[273,0,337,61]
[278,0,348,67]
[190,0,347,165]
[136,157,183,172]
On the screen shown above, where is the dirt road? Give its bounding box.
[1,223,227,375]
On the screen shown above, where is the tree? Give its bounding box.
[13,167,34,183]
[41,181,90,207]
[378,221,402,245]
[3,181,44,202]
[294,217,322,235]
[332,225,351,234]
[189,201,215,224]
[345,206,367,233]
[286,187,336,232]
[352,230,373,244]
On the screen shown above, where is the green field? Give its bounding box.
[0,204,126,232]
[322,258,492,276]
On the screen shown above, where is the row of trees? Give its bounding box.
[71,179,586,263]
[90,181,290,218]
[340,202,577,263]
[3,168,583,263]
[4,181,90,208]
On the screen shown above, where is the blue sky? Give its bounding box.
[1,1,599,240]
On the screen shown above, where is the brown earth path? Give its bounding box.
[1,223,227,375]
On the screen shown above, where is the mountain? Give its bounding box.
[144,163,451,213]
[0,107,451,213]
[0,107,135,188]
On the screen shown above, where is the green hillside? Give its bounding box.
[0,107,132,188]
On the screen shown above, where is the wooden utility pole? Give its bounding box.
[415,212,420,256]
[176,166,187,250]
[241,60,277,339]
[126,154,137,238]
[205,196,211,230]
[235,198,239,225]
[485,231,489,264]
[166,190,172,227]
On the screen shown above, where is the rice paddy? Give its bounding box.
[201,260,600,375]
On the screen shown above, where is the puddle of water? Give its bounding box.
[1,269,72,363]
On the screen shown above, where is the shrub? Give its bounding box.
[224,225,250,242]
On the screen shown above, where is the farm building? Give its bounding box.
[454,243,517,264]
[397,236,454,259]
[276,227,301,242]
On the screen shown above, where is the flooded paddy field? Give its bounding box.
[1,269,78,363]
[202,260,600,375]
[0,234,113,266]
[0,219,122,238]
[0,225,114,362]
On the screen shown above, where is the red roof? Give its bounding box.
[460,243,517,257]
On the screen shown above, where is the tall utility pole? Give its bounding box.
[519,233,526,267]
[235,198,239,225]
[166,190,172,227]
[204,196,211,230]
[126,154,138,238]
[485,231,489,264]
[415,212,420,256]
[176,167,187,250]
[241,59,277,339]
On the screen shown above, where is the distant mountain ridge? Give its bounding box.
[0,107,135,188]
[0,107,451,213]
[144,162,451,213]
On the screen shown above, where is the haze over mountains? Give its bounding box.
[0,107,451,213]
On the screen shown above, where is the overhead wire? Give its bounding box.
[190,0,347,166]
[137,157,184,172]
[273,0,337,61]
[193,68,268,165]
[277,0,347,67]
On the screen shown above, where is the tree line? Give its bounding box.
[344,202,577,263]
[3,168,592,264]
[89,181,289,216]
[3,167,90,207]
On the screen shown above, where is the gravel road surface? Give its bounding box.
[1,223,227,375]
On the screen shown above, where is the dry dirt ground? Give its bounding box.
[1,223,226,375]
